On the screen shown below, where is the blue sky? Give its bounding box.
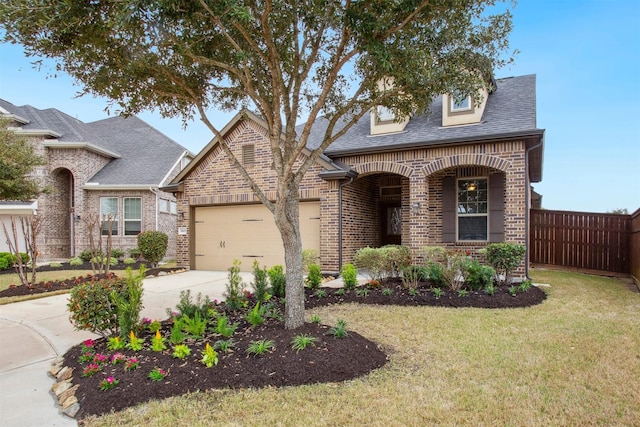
[1,0,639,213]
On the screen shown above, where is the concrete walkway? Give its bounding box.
[0,270,247,427]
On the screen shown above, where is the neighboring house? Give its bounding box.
[0,99,193,261]
[164,74,544,278]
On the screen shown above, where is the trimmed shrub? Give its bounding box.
[251,260,269,302]
[68,275,128,338]
[305,264,322,289]
[381,245,412,277]
[464,260,495,290]
[340,263,358,290]
[137,231,168,267]
[268,265,286,298]
[123,257,136,265]
[484,243,526,285]
[0,257,8,270]
[354,245,411,282]
[354,247,386,282]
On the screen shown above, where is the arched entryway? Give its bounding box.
[340,172,409,264]
[47,168,75,259]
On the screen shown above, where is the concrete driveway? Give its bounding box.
[0,270,245,427]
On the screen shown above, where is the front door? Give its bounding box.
[380,202,402,245]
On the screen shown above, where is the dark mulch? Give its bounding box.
[305,278,547,309]
[65,316,388,419]
[0,262,180,298]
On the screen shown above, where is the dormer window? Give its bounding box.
[376,106,395,123]
[451,94,471,112]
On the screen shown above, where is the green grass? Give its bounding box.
[66,270,640,426]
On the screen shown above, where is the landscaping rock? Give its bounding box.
[56,366,73,381]
[57,384,79,405]
[63,403,80,418]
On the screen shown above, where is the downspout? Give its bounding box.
[525,139,544,279]
[337,177,354,274]
[149,187,159,231]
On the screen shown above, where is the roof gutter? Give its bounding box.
[525,135,545,279]
[83,184,157,191]
[323,129,546,157]
[43,141,121,158]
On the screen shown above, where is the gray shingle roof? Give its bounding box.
[0,99,188,186]
[301,74,541,156]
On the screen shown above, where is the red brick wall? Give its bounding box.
[176,118,529,278]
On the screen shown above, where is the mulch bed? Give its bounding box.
[65,317,387,419]
[0,262,180,298]
[3,265,547,420]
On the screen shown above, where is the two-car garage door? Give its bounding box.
[194,202,320,271]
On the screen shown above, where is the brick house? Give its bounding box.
[165,74,544,277]
[0,99,192,261]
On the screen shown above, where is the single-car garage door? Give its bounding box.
[194,201,320,271]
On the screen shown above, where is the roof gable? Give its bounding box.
[0,99,190,187]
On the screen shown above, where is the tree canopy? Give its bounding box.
[0,118,46,201]
[1,0,514,328]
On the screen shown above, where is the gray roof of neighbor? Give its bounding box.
[301,74,542,155]
[0,99,189,186]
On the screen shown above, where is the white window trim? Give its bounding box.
[100,197,119,236]
[451,95,472,112]
[376,105,395,123]
[123,197,142,237]
[456,177,489,242]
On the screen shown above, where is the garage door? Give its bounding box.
[194,202,320,271]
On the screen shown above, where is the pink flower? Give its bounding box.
[83,339,95,347]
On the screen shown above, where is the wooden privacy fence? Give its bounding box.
[529,209,631,274]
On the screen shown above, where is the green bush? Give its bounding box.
[1,252,31,265]
[381,245,412,277]
[464,260,495,290]
[302,249,319,273]
[111,248,125,259]
[129,247,142,260]
[91,256,118,266]
[251,260,269,302]
[0,257,9,270]
[306,264,322,289]
[354,245,411,282]
[484,243,526,285]
[340,263,358,290]
[354,247,386,282]
[425,262,445,287]
[68,275,128,338]
[49,262,63,268]
[80,249,100,262]
[170,289,212,319]
[110,266,145,339]
[224,260,245,310]
[268,265,286,298]
[69,257,84,266]
[123,257,136,265]
[137,231,168,267]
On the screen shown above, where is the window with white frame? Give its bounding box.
[100,197,118,236]
[451,93,471,112]
[170,201,177,214]
[457,178,488,240]
[124,197,142,236]
[376,106,395,122]
[159,199,170,213]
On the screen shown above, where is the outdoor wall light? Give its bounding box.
[467,182,477,191]
[178,211,184,221]
[412,202,421,215]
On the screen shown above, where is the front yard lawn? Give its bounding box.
[75,269,639,426]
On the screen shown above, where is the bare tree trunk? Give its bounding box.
[274,181,305,330]
[1,216,29,286]
[20,216,42,285]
